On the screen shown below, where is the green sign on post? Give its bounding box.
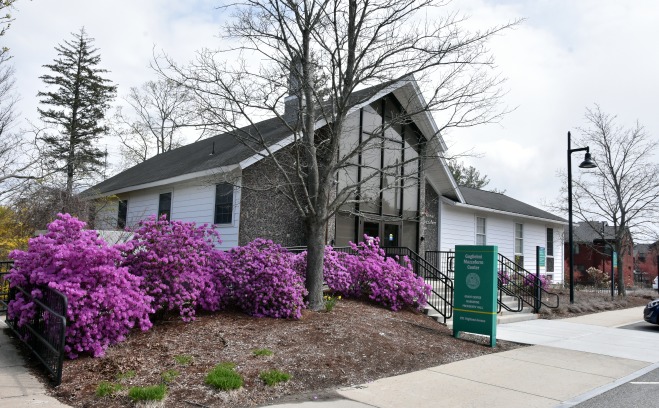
[613,251,618,271]
[453,245,498,347]
[538,247,546,267]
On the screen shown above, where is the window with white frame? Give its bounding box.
[117,200,128,229]
[158,192,172,220]
[214,183,234,224]
[546,228,554,273]
[476,217,486,245]
[514,223,524,267]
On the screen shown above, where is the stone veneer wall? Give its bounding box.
[424,182,439,252]
[239,155,307,247]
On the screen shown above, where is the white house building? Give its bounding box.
[89,76,565,283]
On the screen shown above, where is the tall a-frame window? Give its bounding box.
[334,96,422,249]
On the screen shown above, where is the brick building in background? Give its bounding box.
[564,221,634,287]
[634,242,659,284]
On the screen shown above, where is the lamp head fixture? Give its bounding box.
[579,151,597,169]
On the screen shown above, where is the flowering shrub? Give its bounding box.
[8,213,153,358]
[498,270,511,285]
[293,246,352,294]
[119,216,226,321]
[340,236,430,311]
[522,273,549,290]
[225,239,306,318]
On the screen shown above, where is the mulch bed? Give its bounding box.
[6,289,655,408]
[46,300,520,408]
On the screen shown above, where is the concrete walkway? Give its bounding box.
[0,321,69,407]
[1,307,657,407]
[271,306,658,408]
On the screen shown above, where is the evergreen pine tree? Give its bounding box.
[37,28,116,208]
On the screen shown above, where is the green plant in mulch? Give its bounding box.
[252,348,274,357]
[205,362,243,391]
[323,294,341,312]
[161,369,180,384]
[128,384,167,401]
[259,369,291,386]
[174,354,193,365]
[96,381,123,397]
[115,370,136,381]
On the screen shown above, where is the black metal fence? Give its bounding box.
[0,260,12,314]
[2,278,68,386]
[498,253,559,312]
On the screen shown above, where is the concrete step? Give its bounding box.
[423,303,539,329]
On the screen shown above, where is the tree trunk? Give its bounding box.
[305,218,326,311]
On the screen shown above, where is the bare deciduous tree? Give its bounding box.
[159,0,518,310]
[569,105,659,295]
[112,79,202,169]
[0,0,49,200]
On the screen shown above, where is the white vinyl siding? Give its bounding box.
[118,179,241,250]
[440,201,564,283]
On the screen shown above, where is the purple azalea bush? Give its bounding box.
[522,273,549,290]
[8,214,153,359]
[340,237,430,311]
[293,246,352,294]
[498,269,511,286]
[225,239,307,318]
[119,216,227,321]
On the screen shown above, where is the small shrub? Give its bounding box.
[7,214,153,359]
[161,369,180,384]
[225,239,307,319]
[323,295,341,312]
[252,348,273,357]
[174,354,193,365]
[116,370,136,381]
[205,362,243,390]
[128,384,167,401]
[96,381,122,397]
[259,369,291,386]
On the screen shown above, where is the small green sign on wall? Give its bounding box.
[453,245,498,347]
[538,247,546,267]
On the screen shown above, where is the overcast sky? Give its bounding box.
[5,0,659,213]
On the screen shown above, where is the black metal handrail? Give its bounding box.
[3,284,68,386]
[0,260,12,314]
[498,253,559,311]
[377,247,453,323]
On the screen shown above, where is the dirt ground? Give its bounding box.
[7,289,656,408]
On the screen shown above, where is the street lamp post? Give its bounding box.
[567,131,596,304]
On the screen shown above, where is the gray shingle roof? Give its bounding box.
[87,117,292,195]
[452,186,566,223]
[87,81,401,196]
[564,221,618,244]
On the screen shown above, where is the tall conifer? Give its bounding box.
[38,28,116,208]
